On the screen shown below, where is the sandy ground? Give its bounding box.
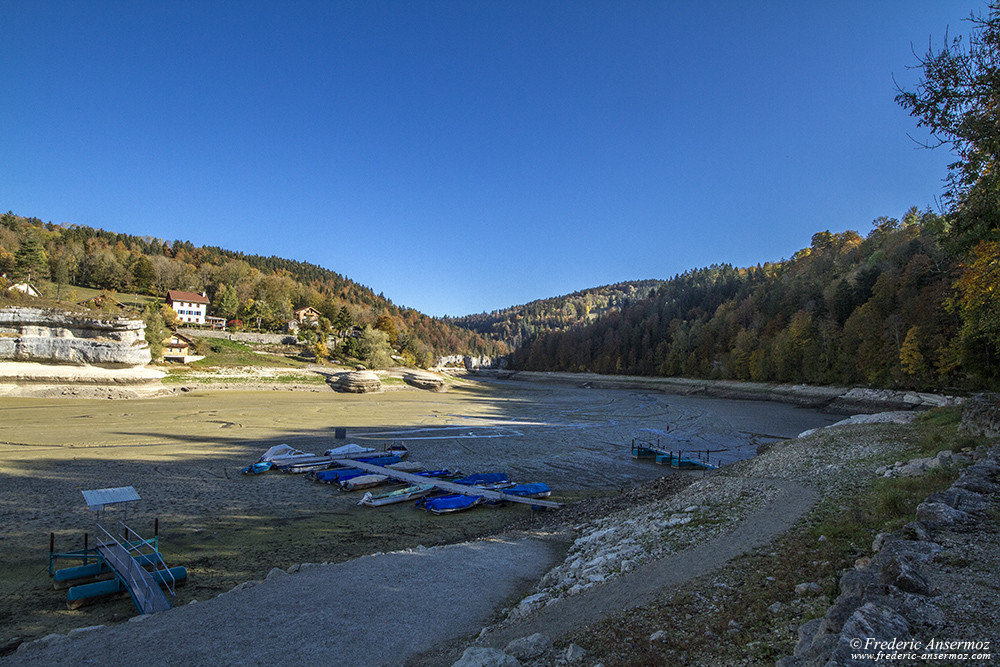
[0,377,836,658]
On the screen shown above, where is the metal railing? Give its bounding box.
[95,520,174,614]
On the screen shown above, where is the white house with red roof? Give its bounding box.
[166,290,210,325]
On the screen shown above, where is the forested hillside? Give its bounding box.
[446,280,665,349]
[477,6,1000,392]
[0,212,504,364]
[507,210,988,389]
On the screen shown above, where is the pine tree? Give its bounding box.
[13,234,47,282]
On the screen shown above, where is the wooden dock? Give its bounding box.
[345,460,562,509]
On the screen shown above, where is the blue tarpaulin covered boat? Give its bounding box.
[312,468,364,483]
[503,483,552,499]
[419,494,483,514]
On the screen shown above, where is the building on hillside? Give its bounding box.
[294,306,321,324]
[205,316,226,330]
[166,290,209,325]
[7,282,40,297]
[161,332,202,364]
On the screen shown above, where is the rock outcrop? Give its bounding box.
[0,307,151,366]
[0,307,165,398]
[332,370,382,393]
[778,447,1000,666]
[403,371,446,392]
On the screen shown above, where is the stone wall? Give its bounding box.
[177,328,298,346]
[0,307,151,367]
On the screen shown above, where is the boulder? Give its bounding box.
[334,370,382,393]
[403,372,446,392]
[915,501,972,529]
[504,633,552,661]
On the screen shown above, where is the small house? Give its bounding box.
[161,332,201,363]
[293,306,321,325]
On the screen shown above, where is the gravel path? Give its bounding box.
[4,535,563,666]
[477,478,819,648]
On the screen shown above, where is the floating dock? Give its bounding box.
[631,439,718,470]
[344,460,562,509]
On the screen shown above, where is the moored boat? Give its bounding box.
[339,474,389,491]
[419,494,483,514]
[358,484,436,507]
[502,483,552,499]
[310,468,364,484]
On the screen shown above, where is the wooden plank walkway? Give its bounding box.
[97,543,171,614]
[345,461,562,509]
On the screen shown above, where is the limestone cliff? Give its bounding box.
[0,307,164,398]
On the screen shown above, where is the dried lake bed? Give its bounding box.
[0,376,837,646]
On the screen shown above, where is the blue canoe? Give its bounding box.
[420,494,483,514]
[242,461,273,475]
[503,483,552,499]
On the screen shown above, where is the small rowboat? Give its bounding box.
[339,474,389,491]
[419,494,483,514]
[358,484,436,507]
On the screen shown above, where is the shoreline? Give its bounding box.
[466,369,961,414]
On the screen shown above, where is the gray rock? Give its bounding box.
[795,582,822,596]
[871,532,899,553]
[900,521,931,541]
[451,647,521,667]
[954,470,999,495]
[838,567,881,599]
[879,555,931,595]
[799,631,839,663]
[873,539,942,567]
[925,488,987,514]
[915,501,972,528]
[504,633,551,661]
[819,595,863,635]
[898,460,929,477]
[794,618,823,655]
[830,603,911,664]
[564,643,587,663]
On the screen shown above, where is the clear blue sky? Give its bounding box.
[0,1,975,317]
